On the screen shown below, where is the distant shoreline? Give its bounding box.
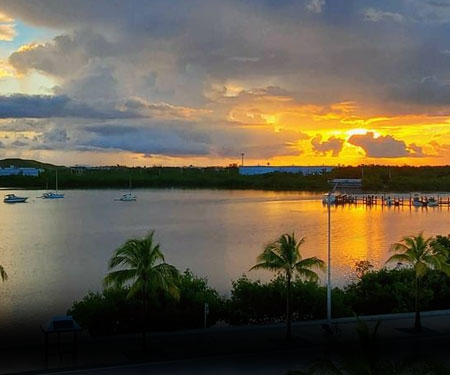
[3,160,450,192]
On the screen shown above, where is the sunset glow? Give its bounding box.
[0,0,449,166]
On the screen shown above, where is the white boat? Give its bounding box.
[427,197,439,207]
[42,192,65,199]
[115,177,136,201]
[42,170,64,199]
[116,192,136,201]
[4,194,28,203]
[322,193,337,204]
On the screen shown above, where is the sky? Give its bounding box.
[1,0,450,166]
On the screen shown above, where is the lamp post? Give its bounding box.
[327,183,338,324]
[241,153,245,167]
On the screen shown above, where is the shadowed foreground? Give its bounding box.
[3,311,450,374]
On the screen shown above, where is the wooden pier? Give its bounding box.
[332,194,450,207]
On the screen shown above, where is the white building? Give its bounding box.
[0,165,43,177]
[239,166,334,176]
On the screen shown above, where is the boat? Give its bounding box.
[412,194,424,207]
[4,194,28,203]
[41,170,64,199]
[427,197,439,207]
[116,192,136,201]
[322,193,337,204]
[42,192,65,199]
[115,177,136,201]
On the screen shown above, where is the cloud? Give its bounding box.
[11,140,28,147]
[0,0,449,163]
[306,0,325,13]
[362,8,404,23]
[9,34,93,77]
[0,12,13,22]
[390,76,450,106]
[0,23,15,41]
[348,132,425,158]
[408,143,425,157]
[86,127,211,157]
[0,94,141,119]
[311,135,344,157]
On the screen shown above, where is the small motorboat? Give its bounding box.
[4,194,28,203]
[412,194,424,207]
[115,192,136,201]
[427,197,439,207]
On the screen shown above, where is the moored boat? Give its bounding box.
[42,170,64,199]
[412,194,424,207]
[116,192,136,201]
[322,193,337,204]
[42,192,65,199]
[4,194,28,203]
[427,197,439,207]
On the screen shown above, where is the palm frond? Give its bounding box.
[385,253,412,265]
[296,268,320,282]
[104,269,137,288]
[105,230,180,301]
[296,257,326,271]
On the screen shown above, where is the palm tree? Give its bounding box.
[386,233,450,331]
[250,233,325,340]
[104,231,179,352]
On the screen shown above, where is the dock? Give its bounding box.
[331,194,450,207]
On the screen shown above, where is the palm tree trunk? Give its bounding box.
[286,272,292,341]
[415,276,422,331]
[142,283,148,353]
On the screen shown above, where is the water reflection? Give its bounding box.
[0,189,450,334]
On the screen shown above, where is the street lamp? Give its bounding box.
[325,178,362,328]
[326,183,337,324]
[241,153,245,167]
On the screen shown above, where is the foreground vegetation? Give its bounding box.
[68,231,450,337]
[69,266,450,336]
[5,158,450,191]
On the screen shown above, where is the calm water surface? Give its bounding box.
[1,188,450,334]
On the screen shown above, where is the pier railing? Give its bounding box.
[330,194,450,207]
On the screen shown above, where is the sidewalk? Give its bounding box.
[2,310,450,374]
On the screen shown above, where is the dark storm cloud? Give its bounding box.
[3,0,450,110]
[2,0,450,159]
[0,95,141,119]
[348,132,425,158]
[85,125,211,156]
[390,76,450,106]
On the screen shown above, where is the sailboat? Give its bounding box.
[115,177,136,201]
[42,170,65,199]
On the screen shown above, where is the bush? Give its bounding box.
[68,269,224,335]
[344,268,450,315]
[68,268,450,335]
[222,274,350,325]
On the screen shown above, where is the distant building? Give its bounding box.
[0,165,43,177]
[328,179,362,188]
[239,166,334,176]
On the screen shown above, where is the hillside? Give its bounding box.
[0,158,59,170]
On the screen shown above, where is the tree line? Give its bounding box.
[66,230,450,354]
